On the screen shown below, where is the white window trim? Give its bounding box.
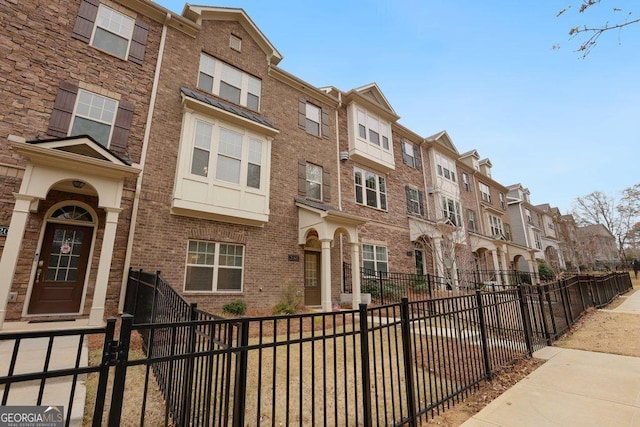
[70,89,118,148]
[306,162,323,200]
[198,52,261,111]
[489,214,503,237]
[407,187,420,215]
[362,243,388,275]
[435,153,457,182]
[402,140,418,168]
[305,102,321,136]
[187,114,267,192]
[441,196,462,226]
[479,182,492,203]
[91,4,135,59]
[354,167,387,211]
[184,240,244,293]
[356,109,390,151]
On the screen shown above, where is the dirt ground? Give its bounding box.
[425,277,640,426]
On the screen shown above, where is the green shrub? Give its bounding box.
[222,300,247,316]
[272,301,297,315]
[538,260,555,282]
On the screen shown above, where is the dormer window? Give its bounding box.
[197,53,262,111]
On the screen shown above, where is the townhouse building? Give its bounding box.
[0,1,580,328]
[534,204,565,270]
[0,0,192,327]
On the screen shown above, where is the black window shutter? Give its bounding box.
[72,0,100,43]
[401,141,409,166]
[298,99,306,130]
[321,108,330,139]
[323,169,331,203]
[110,100,134,153]
[418,190,425,216]
[298,159,307,195]
[47,81,78,138]
[128,19,149,65]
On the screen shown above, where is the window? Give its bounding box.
[462,173,470,191]
[306,163,323,200]
[499,193,505,209]
[467,210,477,232]
[406,186,424,216]
[356,109,390,150]
[355,168,387,210]
[401,140,419,168]
[189,118,264,189]
[525,209,532,224]
[504,223,512,241]
[534,232,542,250]
[441,196,461,226]
[362,244,388,275]
[230,34,242,51]
[305,103,321,136]
[197,53,262,111]
[479,182,492,203]
[489,215,503,237]
[185,240,244,292]
[70,89,118,147]
[548,220,555,231]
[91,5,135,59]
[435,154,456,182]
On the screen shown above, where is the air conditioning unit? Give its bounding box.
[339,151,349,161]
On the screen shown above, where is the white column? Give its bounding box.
[350,242,361,308]
[451,258,460,292]
[320,239,332,312]
[0,194,38,328]
[500,246,510,286]
[491,249,502,286]
[89,207,122,325]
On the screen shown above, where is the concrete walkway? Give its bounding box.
[0,320,94,427]
[462,288,640,427]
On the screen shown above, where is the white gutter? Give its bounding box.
[118,14,170,313]
[335,91,343,210]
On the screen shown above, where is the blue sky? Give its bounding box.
[156,1,639,213]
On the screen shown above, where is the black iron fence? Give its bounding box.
[0,269,632,426]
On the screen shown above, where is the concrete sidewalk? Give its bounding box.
[0,321,93,427]
[463,288,640,427]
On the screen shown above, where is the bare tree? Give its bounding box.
[557,0,639,57]
[572,184,640,261]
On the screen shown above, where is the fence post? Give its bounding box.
[536,286,551,346]
[152,270,161,323]
[92,317,117,427]
[427,273,432,297]
[543,284,558,341]
[400,298,417,427]
[516,286,533,355]
[108,314,133,427]
[181,303,198,425]
[558,279,572,327]
[475,290,493,380]
[232,318,250,427]
[378,270,385,305]
[358,304,373,427]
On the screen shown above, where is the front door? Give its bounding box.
[28,223,93,315]
[304,251,321,305]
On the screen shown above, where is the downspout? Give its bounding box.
[419,140,429,219]
[335,91,343,211]
[118,14,170,313]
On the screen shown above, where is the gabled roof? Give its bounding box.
[459,149,480,160]
[25,135,132,165]
[341,83,400,122]
[479,158,492,168]
[183,6,283,65]
[425,130,459,155]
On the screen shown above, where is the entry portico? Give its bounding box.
[0,135,139,328]
[296,198,365,311]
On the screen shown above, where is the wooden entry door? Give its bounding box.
[28,223,93,315]
[304,251,321,305]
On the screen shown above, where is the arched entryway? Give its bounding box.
[26,203,98,315]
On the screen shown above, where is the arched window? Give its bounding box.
[50,205,93,222]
